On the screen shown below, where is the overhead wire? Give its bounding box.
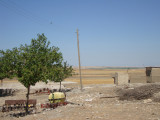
[0,0,42,25]
[9,0,50,24]
[0,0,50,26]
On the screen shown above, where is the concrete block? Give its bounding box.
[115,72,129,85]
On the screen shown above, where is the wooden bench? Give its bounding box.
[2,99,37,112]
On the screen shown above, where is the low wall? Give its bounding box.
[151,68,160,83]
[115,72,129,85]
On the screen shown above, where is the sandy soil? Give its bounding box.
[1,81,160,120]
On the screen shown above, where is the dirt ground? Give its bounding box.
[1,81,160,120]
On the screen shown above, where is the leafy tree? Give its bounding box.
[52,62,73,91]
[0,48,18,85]
[16,33,64,114]
[0,34,68,114]
[0,50,5,85]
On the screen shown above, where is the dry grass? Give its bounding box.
[117,84,160,100]
[1,78,18,83]
[1,68,145,85]
[65,78,114,84]
[66,68,145,85]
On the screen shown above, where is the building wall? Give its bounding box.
[151,68,160,82]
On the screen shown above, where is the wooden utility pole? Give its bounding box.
[76,29,83,91]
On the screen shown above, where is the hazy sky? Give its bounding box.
[0,0,160,67]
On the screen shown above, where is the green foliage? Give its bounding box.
[0,33,73,86]
[63,62,73,80]
[52,61,73,83]
[0,33,70,88]
[0,33,72,114]
[0,48,18,80]
[16,33,63,88]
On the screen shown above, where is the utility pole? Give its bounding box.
[76,29,83,91]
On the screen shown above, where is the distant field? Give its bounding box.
[1,67,146,85]
[65,67,145,85]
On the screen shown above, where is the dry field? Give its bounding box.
[65,67,145,85]
[1,67,145,85]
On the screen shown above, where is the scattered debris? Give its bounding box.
[143,99,152,103]
[100,96,119,99]
[32,88,72,95]
[117,84,160,100]
[85,99,93,102]
[1,82,160,120]
[34,88,50,95]
[10,112,27,118]
[152,92,160,102]
[41,102,67,109]
[0,89,15,97]
[67,101,82,106]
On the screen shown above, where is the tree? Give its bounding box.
[0,50,6,85]
[52,62,73,91]
[0,33,67,114]
[17,34,64,114]
[0,48,18,85]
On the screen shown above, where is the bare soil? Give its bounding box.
[1,81,160,120]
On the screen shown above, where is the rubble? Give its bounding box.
[143,99,152,103]
[117,83,160,100]
[1,83,160,120]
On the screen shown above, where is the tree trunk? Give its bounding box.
[1,80,3,86]
[25,85,30,114]
[59,81,61,92]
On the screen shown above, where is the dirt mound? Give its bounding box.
[117,83,160,100]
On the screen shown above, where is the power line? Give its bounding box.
[9,0,49,24]
[0,0,41,25]
[0,0,50,25]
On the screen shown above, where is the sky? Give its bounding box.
[0,0,160,67]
